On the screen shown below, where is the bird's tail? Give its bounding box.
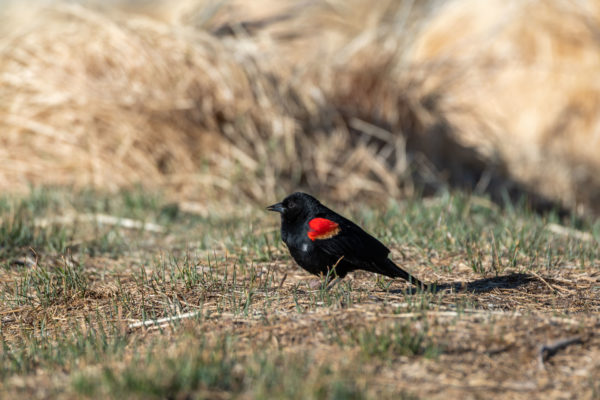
[380,258,428,290]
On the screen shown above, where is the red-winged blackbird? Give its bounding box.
[267,192,427,289]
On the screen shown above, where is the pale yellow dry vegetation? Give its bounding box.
[1,0,599,213]
[413,0,600,214]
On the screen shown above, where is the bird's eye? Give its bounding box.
[287,201,296,209]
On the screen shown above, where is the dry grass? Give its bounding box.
[0,1,302,201]
[0,0,424,204]
[413,0,600,214]
[1,0,600,213]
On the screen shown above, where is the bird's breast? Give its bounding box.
[285,235,317,263]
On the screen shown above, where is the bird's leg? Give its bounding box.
[308,273,340,291]
[323,256,345,291]
[308,256,345,291]
[326,277,342,291]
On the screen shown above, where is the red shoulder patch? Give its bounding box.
[307,218,340,241]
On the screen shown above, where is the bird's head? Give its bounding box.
[266,192,320,222]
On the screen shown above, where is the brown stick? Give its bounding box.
[538,336,583,369]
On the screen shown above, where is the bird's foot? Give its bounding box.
[308,279,326,290]
[308,277,342,291]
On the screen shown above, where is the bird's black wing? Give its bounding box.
[303,208,425,286]
[309,212,390,266]
[312,214,424,284]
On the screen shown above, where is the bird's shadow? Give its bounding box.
[388,273,535,295]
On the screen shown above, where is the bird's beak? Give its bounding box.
[266,202,285,213]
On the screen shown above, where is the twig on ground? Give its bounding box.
[531,272,574,295]
[538,336,583,369]
[35,213,165,232]
[128,311,201,330]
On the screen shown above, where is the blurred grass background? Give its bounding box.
[1,0,599,214]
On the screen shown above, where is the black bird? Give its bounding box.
[267,192,427,290]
